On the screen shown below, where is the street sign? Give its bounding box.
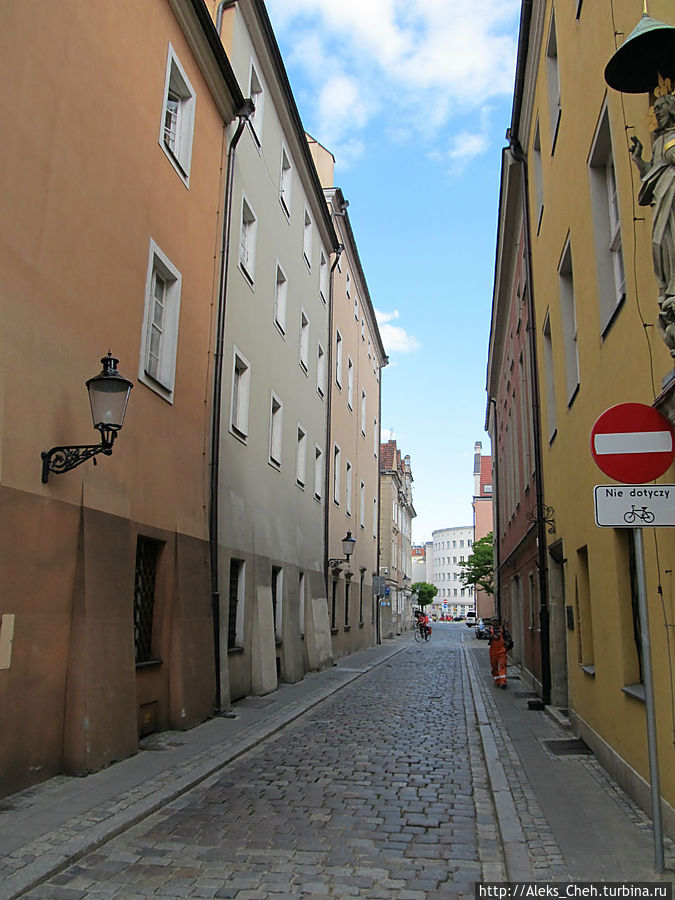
[594,484,675,527]
[590,402,675,483]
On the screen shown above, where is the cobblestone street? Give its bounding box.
[20,626,502,898]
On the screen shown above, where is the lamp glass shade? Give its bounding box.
[342,531,356,558]
[86,355,133,431]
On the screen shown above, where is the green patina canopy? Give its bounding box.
[604,13,675,94]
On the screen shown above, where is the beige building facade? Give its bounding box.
[0,0,244,795]
[379,441,415,637]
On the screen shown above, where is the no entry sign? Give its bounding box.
[590,403,675,483]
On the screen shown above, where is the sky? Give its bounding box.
[266,0,522,544]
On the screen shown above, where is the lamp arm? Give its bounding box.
[41,431,116,483]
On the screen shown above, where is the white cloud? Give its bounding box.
[375,308,400,324]
[374,308,420,355]
[266,0,519,164]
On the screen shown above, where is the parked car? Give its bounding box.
[465,611,476,627]
[475,618,491,639]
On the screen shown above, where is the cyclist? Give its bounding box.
[415,608,431,641]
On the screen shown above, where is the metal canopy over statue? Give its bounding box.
[605,7,675,357]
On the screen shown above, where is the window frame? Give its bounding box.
[296,424,307,488]
[139,239,182,404]
[159,44,196,186]
[279,143,292,218]
[230,348,252,441]
[239,194,258,285]
[274,263,288,334]
[269,392,283,468]
[248,59,265,147]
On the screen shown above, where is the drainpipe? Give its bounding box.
[488,398,501,620]
[507,137,552,707]
[215,0,238,35]
[324,238,344,603]
[210,99,254,714]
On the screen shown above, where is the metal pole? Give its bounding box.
[633,526,664,873]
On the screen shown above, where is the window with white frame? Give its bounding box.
[373,418,378,457]
[160,45,196,185]
[139,240,182,403]
[360,481,365,528]
[279,144,292,217]
[317,342,326,397]
[335,330,343,387]
[299,310,310,372]
[546,11,562,152]
[361,390,366,435]
[274,263,287,333]
[319,249,328,304]
[346,271,351,298]
[269,393,283,467]
[373,497,377,537]
[346,461,352,516]
[296,425,307,487]
[230,348,251,439]
[347,357,354,408]
[239,195,257,284]
[558,239,580,405]
[354,296,358,321]
[589,108,626,334]
[333,444,341,504]
[303,208,312,268]
[314,445,323,500]
[248,61,264,146]
[542,309,557,440]
[361,318,365,341]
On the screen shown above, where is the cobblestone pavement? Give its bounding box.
[19,628,504,899]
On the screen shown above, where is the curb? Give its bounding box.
[5,640,407,899]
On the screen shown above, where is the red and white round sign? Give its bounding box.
[590,402,675,483]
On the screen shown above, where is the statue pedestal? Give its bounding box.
[653,368,675,427]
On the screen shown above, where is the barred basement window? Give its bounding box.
[228,559,244,649]
[133,536,163,665]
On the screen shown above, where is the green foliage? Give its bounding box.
[411,581,438,608]
[458,533,494,596]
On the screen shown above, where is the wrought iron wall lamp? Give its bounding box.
[328,531,356,568]
[41,352,133,483]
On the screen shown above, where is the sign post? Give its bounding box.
[590,402,674,874]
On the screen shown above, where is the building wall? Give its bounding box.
[0,0,241,794]
[509,0,675,829]
[215,0,337,701]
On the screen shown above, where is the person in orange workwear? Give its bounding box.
[487,617,512,688]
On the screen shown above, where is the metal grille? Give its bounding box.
[228,560,241,649]
[344,581,351,627]
[331,579,338,630]
[134,537,161,664]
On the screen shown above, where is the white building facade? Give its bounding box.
[430,526,474,618]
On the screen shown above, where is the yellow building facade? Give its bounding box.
[505,0,675,834]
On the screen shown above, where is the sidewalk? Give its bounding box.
[0,638,408,899]
[463,635,675,884]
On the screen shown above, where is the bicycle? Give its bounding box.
[623,505,655,524]
[412,619,431,642]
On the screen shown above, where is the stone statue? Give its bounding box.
[630,92,675,356]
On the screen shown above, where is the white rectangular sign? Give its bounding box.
[594,485,675,527]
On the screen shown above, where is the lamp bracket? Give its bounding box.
[328,558,346,569]
[41,431,116,483]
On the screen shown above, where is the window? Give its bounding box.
[317,342,326,397]
[558,239,580,405]
[331,579,338,631]
[589,108,626,334]
[133,536,163,664]
[344,580,351,628]
[228,558,245,649]
[373,497,377,537]
[360,481,365,528]
[269,393,283,467]
[361,318,365,341]
[303,208,312,268]
[140,241,182,403]
[319,250,328,303]
[533,119,544,233]
[347,357,354,408]
[279,145,292,217]
[346,271,351,298]
[299,310,310,372]
[274,264,287,333]
[359,571,365,624]
[239,195,257,284]
[542,310,557,440]
[299,572,306,637]
[333,444,341,504]
[346,461,352,515]
[361,390,367,435]
[160,45,195,185]
[230,349,251,439]
[374,418,378,457]
[272,565,283,641]
[335,330,343,387]
[296,425,307,487]
[575,546,594,669]
[314,445,323,500]
[354,297,358,321]
[546,12,562,151]
[248,61,264,145]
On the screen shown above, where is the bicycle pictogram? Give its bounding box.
[623,504,655,524]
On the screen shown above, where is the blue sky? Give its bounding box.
[266,0,521,543]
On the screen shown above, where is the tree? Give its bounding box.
[458,533,494,596]
[411,581,438,608]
